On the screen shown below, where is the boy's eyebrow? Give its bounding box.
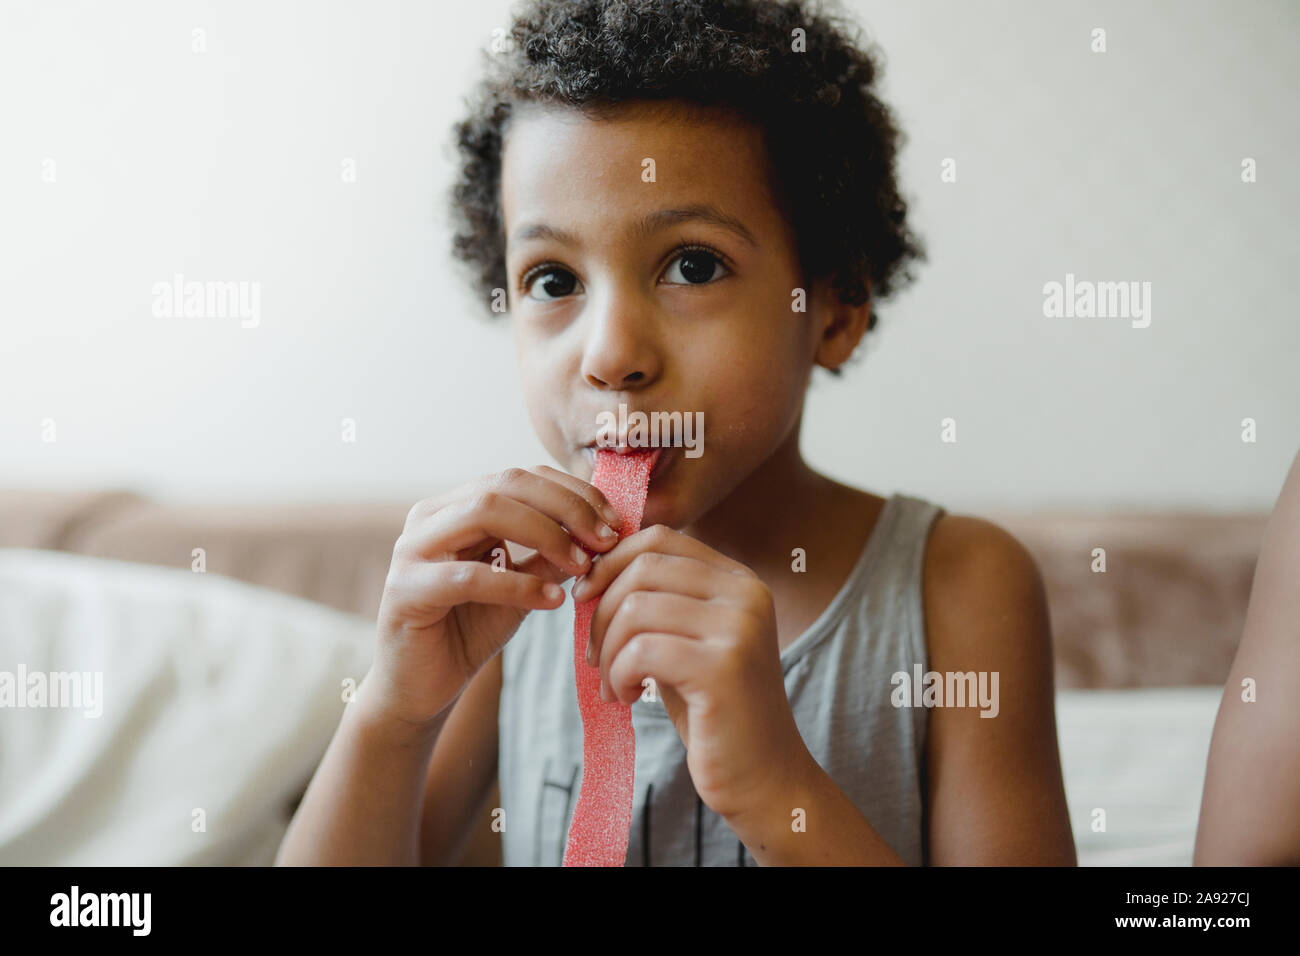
[511,204,759,249]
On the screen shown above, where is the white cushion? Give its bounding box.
[1056,685,1222,865]
[0,548,374,865]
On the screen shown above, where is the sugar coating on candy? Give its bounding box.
[562,448,654,867]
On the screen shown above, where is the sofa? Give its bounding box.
[0,488,1267,865]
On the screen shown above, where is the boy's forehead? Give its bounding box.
[500,100,773,240]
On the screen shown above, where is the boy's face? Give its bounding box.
[500,100,841,530]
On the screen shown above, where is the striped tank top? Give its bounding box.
[497,492,946,866]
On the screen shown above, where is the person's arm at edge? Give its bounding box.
[1195,446,1300,865]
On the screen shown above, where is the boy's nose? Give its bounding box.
[585,368,646,389]
[580,302,662,390]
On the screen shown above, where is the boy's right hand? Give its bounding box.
[365,465,624,732]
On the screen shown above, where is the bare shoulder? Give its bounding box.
[922,513,1049,660]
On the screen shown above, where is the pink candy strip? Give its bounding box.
[562,449,654,867]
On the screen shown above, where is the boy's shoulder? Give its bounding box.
[920,511,1049,663]
[923,511,1040,584]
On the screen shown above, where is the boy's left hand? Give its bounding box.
[572,524,810,822]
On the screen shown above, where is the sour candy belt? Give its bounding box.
[562,448,654,867]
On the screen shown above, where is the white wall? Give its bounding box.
[2,0,1296,511]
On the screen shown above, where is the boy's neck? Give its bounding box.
[682,430,845,577]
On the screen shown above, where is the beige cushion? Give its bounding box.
[0,490,1267,688]
[987,510,1265,688]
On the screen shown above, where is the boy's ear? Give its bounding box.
[812,277,872,372]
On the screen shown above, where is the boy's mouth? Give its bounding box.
[582,443,671,481]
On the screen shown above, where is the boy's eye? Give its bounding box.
[663,248,730,286]
[522,268,578,302]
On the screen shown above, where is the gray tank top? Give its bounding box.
[498,492,945,866]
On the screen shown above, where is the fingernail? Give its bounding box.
[543,583,562,600]
[571,543,588,568]
[572,576,588,600]
[597,523,617,540]
[585,640,594,665]
[600,680,611,702]
[602,506,621,527]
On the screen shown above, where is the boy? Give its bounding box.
[278,0,1075,866]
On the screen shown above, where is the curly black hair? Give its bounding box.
[448,0,925,368]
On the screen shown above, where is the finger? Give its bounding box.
[596,591,721,696]
[571,525,751,602]
[388,560,565,618]
[608,632,713,705]
[457,537,571,589]
[403,490,598,578]
[512,549,573,587]
[401,473,495,533]
[401,463,612,533]
[527,464,624,533]
[587,553,728,665]
[488,467,622,552]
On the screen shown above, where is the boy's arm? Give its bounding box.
[274,678,449,866]
[274,647,504,867]
[920,515,1077,865]
[418,652,503,866]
